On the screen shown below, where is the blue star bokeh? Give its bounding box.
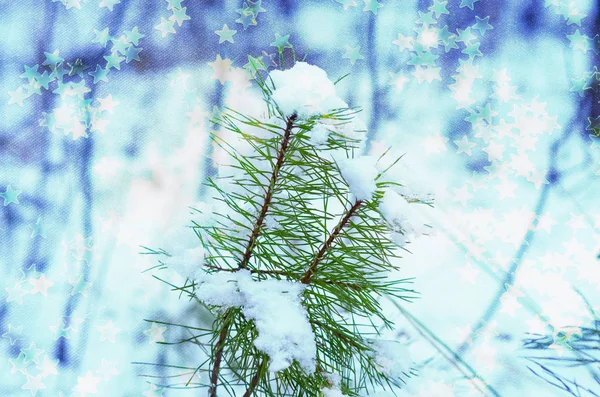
[1,0,600,396]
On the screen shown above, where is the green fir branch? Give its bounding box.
[145,62,423,397]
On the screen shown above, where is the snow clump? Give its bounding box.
[368,339,413,378]
[337,156,379,201]
[195,269,317,373]
[380,189,429,246]
[269,62,348,119]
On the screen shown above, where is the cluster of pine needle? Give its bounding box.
[141,58,422,397]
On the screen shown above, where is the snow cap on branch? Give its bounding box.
[309,123,331,147]
[162,223,207,280]
[335,116,368,143]
[368,340,412,378]
[269,62,348,118]
[380,189,429,246]
[337,155,379,201]
[196,270,317,373]
[322,373,345,397]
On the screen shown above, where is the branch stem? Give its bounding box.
[301,199,362,284]
[242,357,266,397]
[205,265,363,290]
[238,114,297,271]
[208,114,296,397]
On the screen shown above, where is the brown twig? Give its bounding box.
[204,264,292,277]
[205,264,363,290]
[300,199,363,284]
[208,309,232,397]
[237,114,297,271]
[242,357,266,397]
[208,114,296,397]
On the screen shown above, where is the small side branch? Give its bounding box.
[301,199,363,284]
[238,114,297,270]
[209,114,296,397]
[208,309,232,397]
[242,357,266,397]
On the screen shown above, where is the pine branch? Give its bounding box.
[209,114,297,397]
[242,357,267,397]
[149,63,421,396]
[207,257,369,292]
[301,199,363,284]
[208,309,233,397]
[205,264,292,277]
[237,113,297,271]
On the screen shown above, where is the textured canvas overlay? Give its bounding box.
[1,1,600,396]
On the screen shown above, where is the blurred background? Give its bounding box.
[1,0,600,395]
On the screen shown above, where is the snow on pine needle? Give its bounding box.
[142,59,433,396]
[195,269,316,373]
[337,155,379,202]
